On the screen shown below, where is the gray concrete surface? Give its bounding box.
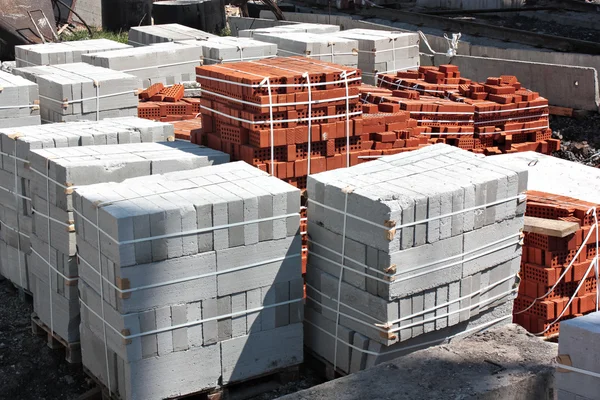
[280,324,557,400]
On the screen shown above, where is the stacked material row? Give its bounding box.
[138,83,201,122]
[513,191,599,337]
[305,144,526,372]
[172,119,203,141]
[13,63,139,123]
[333,29,419,85]
[74,161,303,400]
[557,312,600,400]
[15,39,131,67]
[196,57,430,190]
[251,32,359,68]
[28,141,229,347]
[238,22,340,38]
[177,36,277,65]
[128,23,217,47]
[82,43,203,89]
[0,117,175,292]
[0,70,40,128]
[374,66,558,155]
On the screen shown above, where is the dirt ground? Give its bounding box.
[551,114,600,167]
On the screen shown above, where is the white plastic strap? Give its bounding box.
[13,149,23,290]
[556,362,600,379]
[122,59,200,72]
[303,72,313,177]
[0,104,39,110]
[38,89,137,106]
[474,114,549,125]
[196,71,361,89]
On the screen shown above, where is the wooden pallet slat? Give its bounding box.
[31,312,82,364]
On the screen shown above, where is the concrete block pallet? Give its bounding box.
[15,39,131,67]
[251,33,359,68]
[13,63,139,123]
[27,141,229,349]
[513,191,599,338]
[331,29,420,85]
[176,36,277,65]
[556,312,600,400]
[137,84,203,123]
[128,24,217,47]
[0,70,40,128]
[304,144,527,372]
[0,117,174,294]
[373,65,559,156]
[196,57,432,190]
[238,23,340,39]
[73,161,303,400]
[82,43,204,89]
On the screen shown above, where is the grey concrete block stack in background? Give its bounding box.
[238,23,340,38]
[27,141,229,346]
[12,63,139,123]
[82,42,204,89]
[15,39,132,67]
[128,24,217,47]
[0,117,174,292]
[73,161,303,399]
[556,312,600,400]
[305,144,527,373]
[332,29,420,85]
[0,70,40,128]
[176,37,277,65]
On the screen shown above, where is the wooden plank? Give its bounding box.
[523,216,580,238]
[549,106,574,117]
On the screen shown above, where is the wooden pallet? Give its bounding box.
[304,348,347,381]
[31,312,81,364]
[542,333,559,343]
[79,364,301,400]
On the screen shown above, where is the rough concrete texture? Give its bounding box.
[282,324,557,400]
[82,42,204,88]
[556,312,600,400]
[304,144,527,372]
[332,29,420,84]
[128,24,217,47]
[13,63,139,123]
[15,39,131,67]
[27,141,229,343]
[486,152,600,204]
[0,70,40,128]
[176,37,277,65]
[0,117,174,292]
[74,161,303,399]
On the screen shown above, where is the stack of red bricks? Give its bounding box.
[373,65,559,155]
[195,56,430,190]
[171,119,203,141]
[513,191,599,337]
[137,83,201,122]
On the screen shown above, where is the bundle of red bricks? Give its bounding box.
[513,191,599,337]
[372,65,559,155]
[137,83,201,122]
[195,56,430,189]
[171,119,203,141]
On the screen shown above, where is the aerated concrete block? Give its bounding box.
[15,39,131,67]
[128,24,217,47]
[0,70,40,128]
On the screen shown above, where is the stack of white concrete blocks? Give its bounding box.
[176,37,277,65]
[305,144,527,373]
[128,24,217,47]
[332,29,420,85]
[82,43,203,89]
[74,161,303,399]
[12,63,138,123]
[238,23,340,38]
[0,117,174,291]
[0,70,40,128]
[557,312,600,400]
[27,141,229,346]
[251,32,358,68]
[15,39,132,67]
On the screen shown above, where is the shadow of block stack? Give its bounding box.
[26,141,229,350]
[304,144,527,373]
[0,118,174,293]
[374,65,559,156]
[513,191,599,338]
[74,161,303,399]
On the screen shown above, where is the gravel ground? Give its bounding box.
[0,279,91,400]
[550,115,600,167]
